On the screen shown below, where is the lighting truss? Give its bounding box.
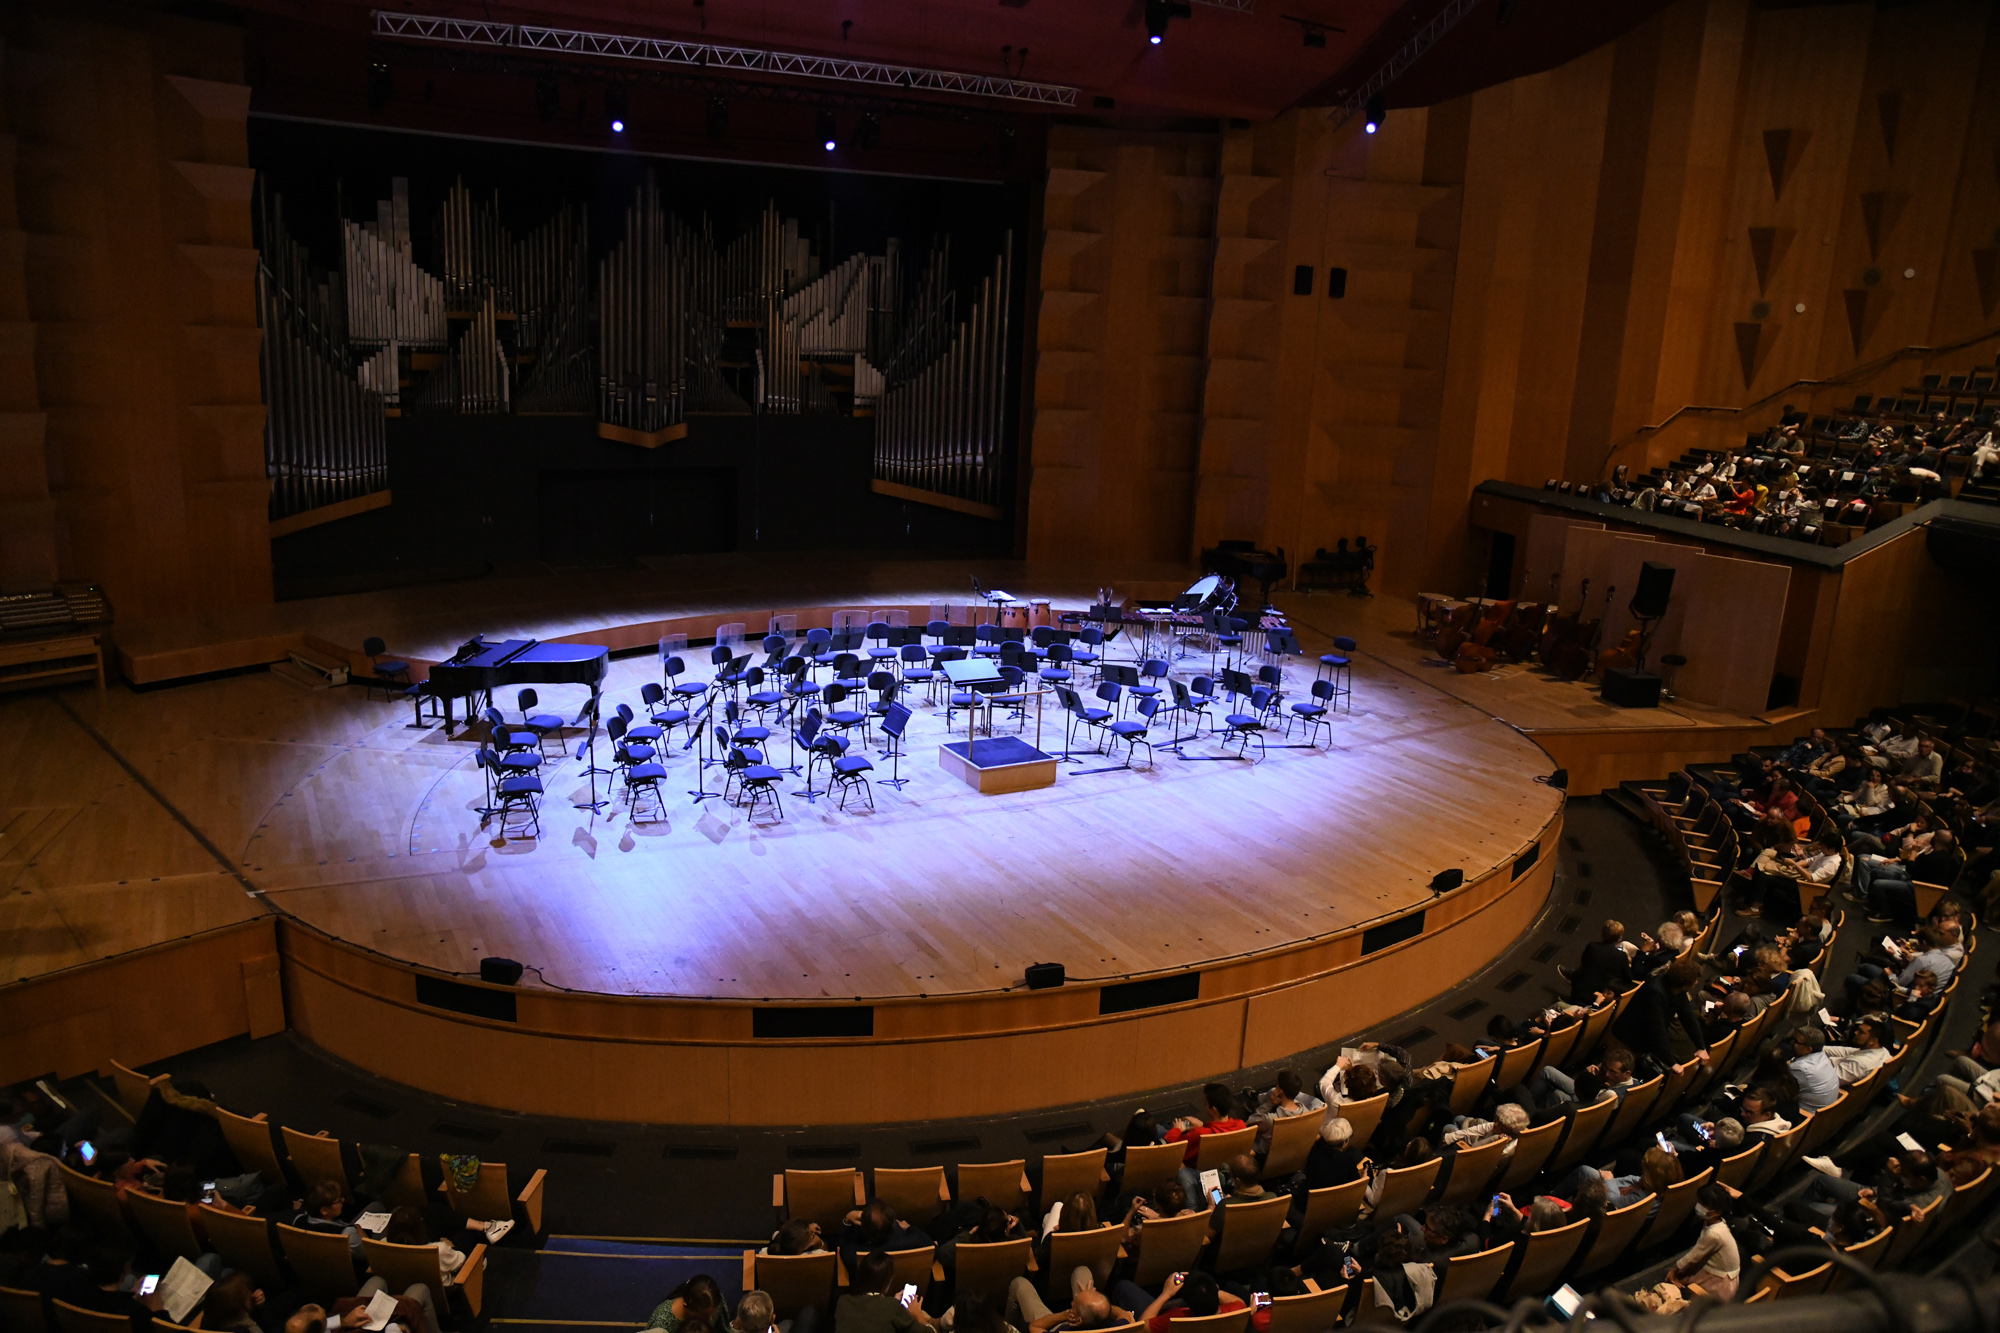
[1334,0,1480,126]
[372,11,1080,108]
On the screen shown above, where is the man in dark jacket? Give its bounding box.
[1613,954,1710,1075]
[1558,921,1633,1004]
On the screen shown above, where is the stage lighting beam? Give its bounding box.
[1364,91,1385,134]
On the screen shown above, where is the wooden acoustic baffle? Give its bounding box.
[0,55,57,592]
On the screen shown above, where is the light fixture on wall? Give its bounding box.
[1145,0,1191,45]
[604,84,628,133]
[1364,92,1385,134]
[818,109,838,151]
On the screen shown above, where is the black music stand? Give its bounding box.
[688,723,721,805]
[879,702,913,790]
[572,731,607,814]
[575,699,612,781]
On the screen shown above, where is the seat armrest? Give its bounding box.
[457,1242,488,1317]
[772,1175,786,1211]
[743,1252,758,1292]
[516,1169,548,1235]
[853,1172,867,1207]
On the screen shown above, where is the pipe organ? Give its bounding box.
[254,170,1016,520]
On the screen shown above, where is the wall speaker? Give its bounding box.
[1026,962,1066,989]
[1547,768,1568,790]
[1630,562,1677,620]
[480,957,525,985]
[1602,668,1662,708]
[1429,868,1464,894]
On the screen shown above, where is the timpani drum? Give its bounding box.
[1028,599,1052,628]
[999,602,1030,629]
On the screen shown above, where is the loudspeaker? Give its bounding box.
[1601,667,1663,708]
[1429,868,1464,894]
[480,957,525,985]
[1025,962,1066,990]
[1630,562,1677,620]
[1548,769,1569,790]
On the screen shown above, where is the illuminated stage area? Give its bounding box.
[6,564,1562,1127]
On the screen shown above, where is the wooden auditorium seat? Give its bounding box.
[1119,1142,1187,1202]
[948,1238,1034,1304]
[1434,1243,1514,1304]
[1130,1209,1211,1287]
[742,1251,838,1321]
[1037,1149,1110,1209]
[1210,1194,1289,1272]
[362,1236,488,1322]
[445,1160,548,1236]
[1261,1110,1325,1178]
[200,1204,285,1288]
[955,1160,1031,1213]
[1264,1286,1345,1333]
[280,1127,350,1195]
[871,1166,950,1223]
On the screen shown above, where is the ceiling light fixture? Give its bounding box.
[818,108,838,151]
[1364,92,1385,134]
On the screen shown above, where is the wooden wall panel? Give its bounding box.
[1816,527,2000,725]
[0,8,269,619]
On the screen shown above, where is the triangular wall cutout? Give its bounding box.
[1734,321,1770,389]
[1747,226,1794,295]
[1859,190,1906,260]
[1877,90,1903,159]
[1843,288,1880,354]
[1763,128,1809,199]
[1975,249,1999,319]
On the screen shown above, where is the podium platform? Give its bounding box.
[939,736,1058,794]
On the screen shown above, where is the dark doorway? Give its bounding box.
[538,469,736,565]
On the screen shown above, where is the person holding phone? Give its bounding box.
[76,1243,163,1333]
[833,1252,936,1333]
[1114,1271,1243,1333]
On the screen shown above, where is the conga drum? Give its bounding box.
[1028,599,1052,628]
[999,601,1029,630]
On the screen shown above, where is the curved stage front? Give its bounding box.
[245,587,1564,1127]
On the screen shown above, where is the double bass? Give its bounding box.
[1433,601,1482,659]
[1452,598,1515,673]
[1539,578,1587,664]
[1550,584,1614,682]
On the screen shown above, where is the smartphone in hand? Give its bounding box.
[899,1285,919,1309]
[139,1276,159,1297]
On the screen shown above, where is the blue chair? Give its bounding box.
[831,652,866,693]
[363,636,410,701]
[1222,686,1273,761]
[1040,642,1075,687]
[607,715,652,785]
[926,619,953,647]
[761,633,788,662]
[1256,663,1286,712]
[1061,684,1113,755]
[517,688,565,759]
[1130,658,1168,706]
[665,655,705,708]
[1072,627,1104,676]
[898,643,936,697]
[744,666,786,723]
[1321,635,1356,709]
[992,665,1029,731]
[722,735,784,820]
[724,700,771,750]
[625,757,667,822]
[944,675,983,735]
[1187,675,1219,734]
[1290,678,1336,747]
[827,746,875,811]
[643,681,692,746]
[823,683,870,745]
[618,701,663,747]
[1108,696,1160,768]
[865,622,897,666]
[866,671,899,724]
[496,773,544,838]
[1028,626,1056,663]
[972,624,1003,657]
[781,655,822,710]
[805,627,835,678]
[711,644,748,697]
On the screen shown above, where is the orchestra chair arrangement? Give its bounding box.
[1220,687,1273,762]
[516,688,566,758]
[721,729,785,820]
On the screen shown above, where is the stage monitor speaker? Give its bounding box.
[1026,962,1066,990]
[1602,668,1663,708]
[1630,562,1677,620]
[480,957,525,985]
[1548,769,1568,790]
[1429,868,1464,894]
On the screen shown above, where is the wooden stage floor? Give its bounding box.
[3,562,1563,1003]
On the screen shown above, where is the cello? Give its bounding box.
[1433,600,1481,659]
[1539,577,1587,664]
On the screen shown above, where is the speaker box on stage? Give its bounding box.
[1630,562,1677,619]
[480,957,525,985]
[1026,963,1066,989]
[1602,668,1663,709]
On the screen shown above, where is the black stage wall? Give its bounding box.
[271,414,1009,600]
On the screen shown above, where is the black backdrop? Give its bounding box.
[251,119,1031,599]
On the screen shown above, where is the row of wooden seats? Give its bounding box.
[1,1293,215,1333]
[1749,1161,2000,1301]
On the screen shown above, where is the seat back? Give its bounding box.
[375,1153,429,1212]
[1166,1312,1250,1333]
[1600,1076,1666,1147]
[360,1238,449,1303]
[1830,1224,1894,1282]
[1879,1197,1940,1270]
[1264,1287,1346,1333]
[888,1245,938,1301]
[1212,1195,1290,1272]
[1046,1226,1123,1297]
[1038,1149,1109,1210]
[125,1190,205,1261]
[1530,1021,1582,1074]
[1755,1262,1833,1300]
[1131,1209,1213,1287]
[1548,1096,1621,1174]
[1192,1126,1257,1172]
[951,1238,1032,1304]
[1293,1179,1368,1252]
[51,1304,130,1333]
[1435,1243,1515,1304]
[749,1251,837,1321]
[1334,1094,1390,1148]
[1120,1142,1188,1202]
[1634,1167,1712,1250]
[1714,1143,1764,1189]
[781,1169,863,1232]
[1497,1218,1590,1301]
[1499,1120,1565,1190]
[57,1163,132,1244]
[1261,1110,1326,1178]
[0,1285,48,1333]
[1574,1196,1652,1278]
[443,1160,518,1227]
[1745,1121,1812,1192]
[109,1061,162,1119]
[1369,1159,1441,1220]
[871,1167,948,1227]
[277,1223,361,1298]
[1492,1039,1544,1091]
[956,1161,1029,1212]
[281,1127,349,1195]
[1448,1055,1498,1116]
[201,1205,284,1287]
[1439,1136,1510,1207]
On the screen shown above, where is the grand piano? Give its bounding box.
[1200,539,1288,607]
[423,636,611,732]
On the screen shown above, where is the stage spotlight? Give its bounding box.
[1145,0,1189,44]
[366,61,392,111]
[605,84,628,133]
[855,112,880,149]
[706,95,729,139]
[1364,91,1385,134]
[535,76,559,123]
[818,109,838,151]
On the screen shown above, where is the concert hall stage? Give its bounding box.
[5,558,1563,1127]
